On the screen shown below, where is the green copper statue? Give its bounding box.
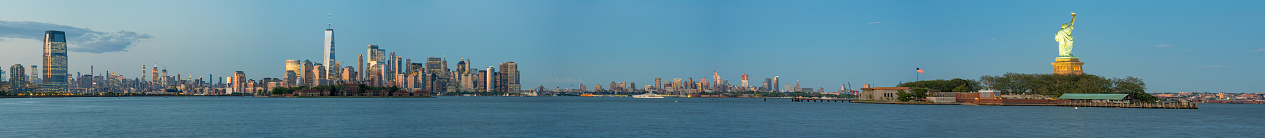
[1056,12,1076,57]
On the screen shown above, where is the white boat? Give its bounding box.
[633,93,664,98]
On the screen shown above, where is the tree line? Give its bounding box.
[897,78,982,92]
[979,73,1156,102]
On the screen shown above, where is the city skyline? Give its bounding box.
[1,0,1263,92]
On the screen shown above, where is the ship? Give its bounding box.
[632,92,664,98]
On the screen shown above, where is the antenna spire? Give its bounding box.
[328,12,332,29]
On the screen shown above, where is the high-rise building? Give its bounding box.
[366,45,384,85]
[232,71,246,93]
[9,64,26,92]
[498,61,519,93]
[140,65,146,82]
[357,54,364,82]
[341,66,355,83]
[672,78,682,90]
[763,78,771,91]
[485,66,494,92]
[712,71,721,90]
[150,65,158,83]
[773,76,780,92]
[654,78,662,90]
[42,30,69,93]
[741,73,749,87]
[314,64,326,86]
[302,60,314,86]
[285,60,300,86]
[795,80,800,91]
[323,14,336,80]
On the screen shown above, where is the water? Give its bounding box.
[1,96,1261,137]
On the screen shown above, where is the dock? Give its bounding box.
[790,97,854,102]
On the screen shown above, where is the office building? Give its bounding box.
[42,30,69,93]
[9,64,26,92]
[485,66,494,92]
[324,14,337,80]
[232,71,246,93]
[773,76,780,92]
[498,61,519,93]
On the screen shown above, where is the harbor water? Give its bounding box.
[1,96,1261,137]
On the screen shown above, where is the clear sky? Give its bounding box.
[0,0,1261,93]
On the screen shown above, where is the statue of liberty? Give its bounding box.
[1056,12,1076,57]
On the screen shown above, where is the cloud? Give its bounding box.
[984,38,996,42]
[1196,65,1231,68]
[868,22,882,24]
[0,20,152,53]
[1156,44,1174,47]
[1185,49,1192,51]
[1254,48,1265,52]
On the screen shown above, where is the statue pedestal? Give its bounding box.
[1051,57,1084,75]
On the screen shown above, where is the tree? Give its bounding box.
[896,90,913,101]
[911,88,928,100]
[898,79,981,92]
[952,85,970,92]
[1113,77,1157,103]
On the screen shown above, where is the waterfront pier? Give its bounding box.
[790,97,854,102]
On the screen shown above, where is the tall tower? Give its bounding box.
[773,76,780,92]
[324,13,337,79]
[357,54,364,82]
[42,30,69,93]
[741,73,749,88]
[485,66,494,92]
[712,70,721,89]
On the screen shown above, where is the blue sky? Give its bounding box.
[0,0,1261,93]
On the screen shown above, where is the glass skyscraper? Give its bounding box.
[324,28,335,79]
[42,30,68,93]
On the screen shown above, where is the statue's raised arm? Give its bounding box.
[1069,12,1076,26]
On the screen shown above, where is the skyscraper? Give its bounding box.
[9,64,26,92]
[233,71,246,94]
[285,60,300,86]
[302,60,314,86]
[324,14,336,80]
[773,76,780,92]
[485,66,494,92]
[498,61,519,93]
[712,71,721,90]
[357,54,364,82]
[654,78,662,90]
[741,73,749,87]
[42,30,68,93]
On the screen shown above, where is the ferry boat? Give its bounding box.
[633,93,664,98]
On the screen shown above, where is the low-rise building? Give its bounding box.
[859,85,911,101]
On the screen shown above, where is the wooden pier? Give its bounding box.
[1057,101,1198,109]
[790,97,854,103]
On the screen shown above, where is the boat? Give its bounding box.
[633,93,664,98]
